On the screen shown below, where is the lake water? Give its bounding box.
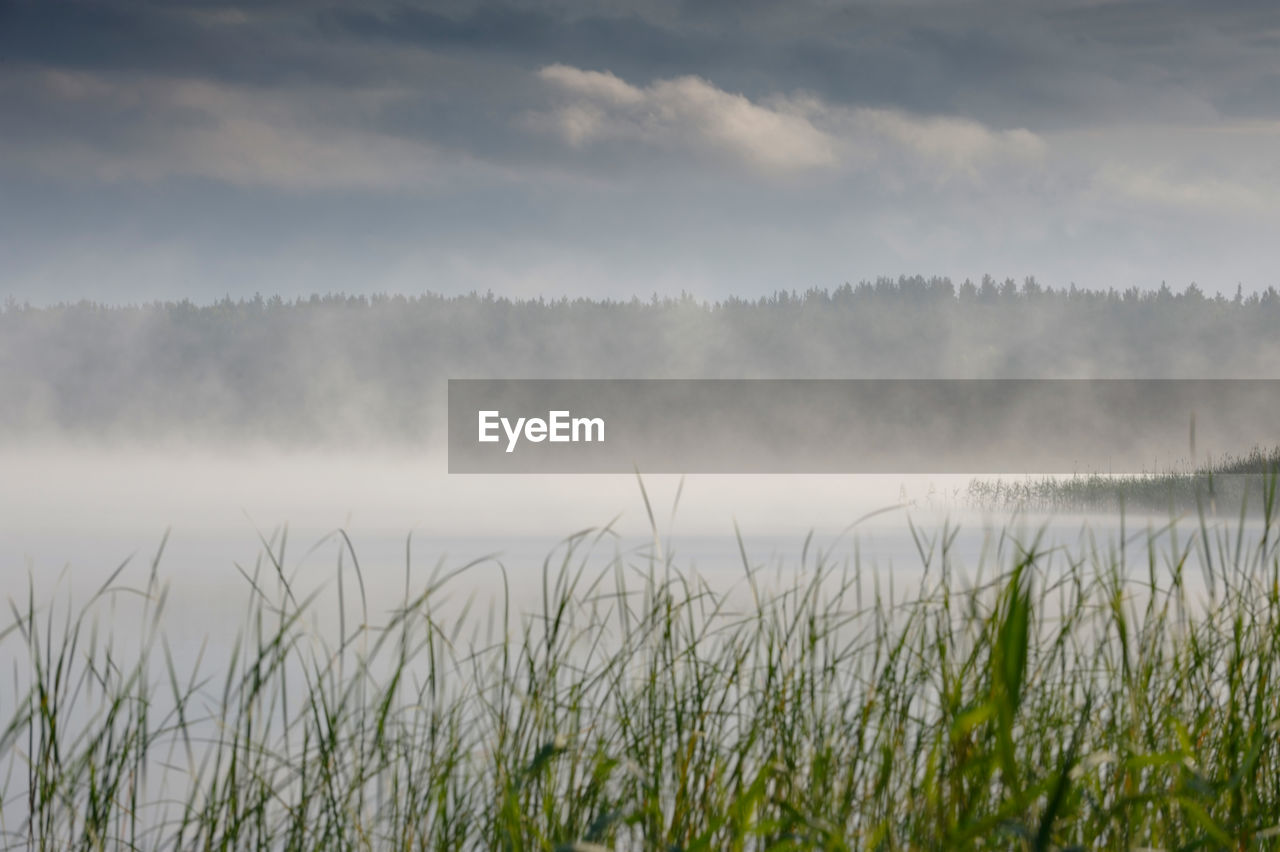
[4,446,1269,648]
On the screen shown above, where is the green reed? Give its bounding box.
[4,482,1280,850]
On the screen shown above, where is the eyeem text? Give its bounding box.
[477,410,605,453]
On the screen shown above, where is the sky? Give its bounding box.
[4,0,1280,304]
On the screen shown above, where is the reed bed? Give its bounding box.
[968,447,1280,514]
[4,482,1280,850]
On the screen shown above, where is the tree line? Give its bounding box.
[2,276,1277,444]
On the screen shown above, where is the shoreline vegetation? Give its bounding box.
[968,447,1280,514]
[5,488,1280,849]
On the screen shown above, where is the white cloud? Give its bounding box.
[535,64,1046,181]
[538,65,646,107]
[1043,121,1280,215]
[1094,164,1264,212]
[11,70,447,191]
[536,64,839,172]
[14,65,1050,191]
[848,109,1046,180]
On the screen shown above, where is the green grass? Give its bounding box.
[5,481,1280,850]
[968,446,1280,514]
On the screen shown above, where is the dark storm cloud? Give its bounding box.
[314,0,1280,126]
[320,3,726,81]
[317,2,994,117]
[0,0,412,88]
[5,0,1279,132]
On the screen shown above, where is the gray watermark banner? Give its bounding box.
[447,379,1280,474]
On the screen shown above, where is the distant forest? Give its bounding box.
[3,276,1278,444]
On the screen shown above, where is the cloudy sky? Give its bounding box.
[4,0,1280,303]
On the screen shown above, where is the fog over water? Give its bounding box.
[4,444,1263,642]
[4,346,1274,836]
[3,444,969,587]
[3,286,1278,674]
[5,285,1278,610]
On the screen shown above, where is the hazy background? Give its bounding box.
[4,282,1279,447]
